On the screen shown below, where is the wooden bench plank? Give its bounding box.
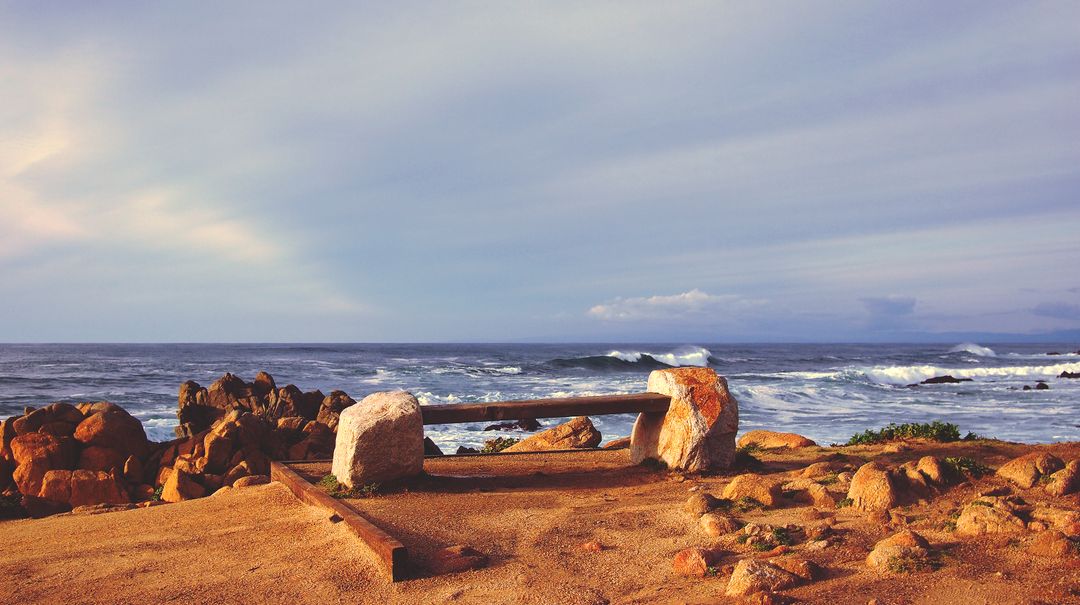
[420,392,670,425]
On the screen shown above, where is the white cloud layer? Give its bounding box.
[588,289,765,322]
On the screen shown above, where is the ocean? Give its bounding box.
[1,343,1077,449]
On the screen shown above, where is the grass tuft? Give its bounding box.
[318,474,380,499]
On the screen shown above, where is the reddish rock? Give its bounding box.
[685,492,722,515]
[69,470,129,507]
[738,430,816,449]
[73,408,149,459]
[603,437,631,450]
[847,463,897,512]
[38,469,73,503]
[233,475,270,488]
[277,416,307,432]
[723,474,782,508]
[224,461,253,486]
[1046,460,1080,497]
[123,455,143,484]
[726,559,800,597]
[202,432,234,474]
[78,446,126,473]
[769,557,820,581]
[1029,530,1075,557]
[429,545,488,574]
[866,530,931,572]
[13,403,83,435]
[955,497,1028,536]
[316,390,355,432]
[579,540,604,553]
[701,512,741,537]
[161,468,206,502]
[673,546,724,577]
[996,452,1065,489]
[2,415,18,459]
[10,432,76,496]
[504,416,601,452]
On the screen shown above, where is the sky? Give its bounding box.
[2,1,1079,343]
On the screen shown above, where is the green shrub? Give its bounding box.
[150,485,164,502]
[943,456,992,478]
[837,497,854,508]
[815,472,839,485]
[846,421,962,446]
[771,527,794,546]
[480,437,519,453]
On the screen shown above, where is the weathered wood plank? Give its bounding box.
[420,392,670,425]
[270,461,408,581]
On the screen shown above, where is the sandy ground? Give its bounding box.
[3,442,1080,605]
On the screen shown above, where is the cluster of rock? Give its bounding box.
[1,402,152,516]
[177,371,354,438]
[1,371,358,517]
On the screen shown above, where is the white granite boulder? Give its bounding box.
[630,367,739,471]
[331,391,423,487]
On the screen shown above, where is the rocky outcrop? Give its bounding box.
[10,431,77,497]
[955,497,1027,536]
[316,391,356,432]
[1060,371,1080,379]
[847,462,897,512]
[332,391,424,487]
[503,416,601,452]
[738,430,816,449]
[781,479,836,508]
[176,372,328,438]
[996,452,1065,489]
[484,418,542,432]
[630,367,739,471]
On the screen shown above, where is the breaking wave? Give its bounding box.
[860,362,1080,386]
[948,343,996,357]
[550,345,713,371]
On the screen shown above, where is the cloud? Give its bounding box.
[861,296,917,331]
[588,289,765,321]
[1031,302,1080,321]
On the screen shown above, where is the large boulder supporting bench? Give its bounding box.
[630,367,739,472]
[332,391,424,488]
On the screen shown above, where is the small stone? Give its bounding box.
[701,512,741,537]
[737,430,816,449]
[769,557,819,581]
[866,530,931,572]
[579,541,603,553]
[232,474,270,488]
[429,545,488,574]
[685,492,722,516]
[726,559,800,597]
[673,547,724,577]
[723,474,782,507]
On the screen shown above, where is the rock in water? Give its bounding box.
[331,391,424,487]
[920,375,973,384]
[847,462,897,512]
[630,367,739,472]
[503,416,601,452]
[737,430,816,449]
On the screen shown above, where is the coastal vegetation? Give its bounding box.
[845,421,982,445]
